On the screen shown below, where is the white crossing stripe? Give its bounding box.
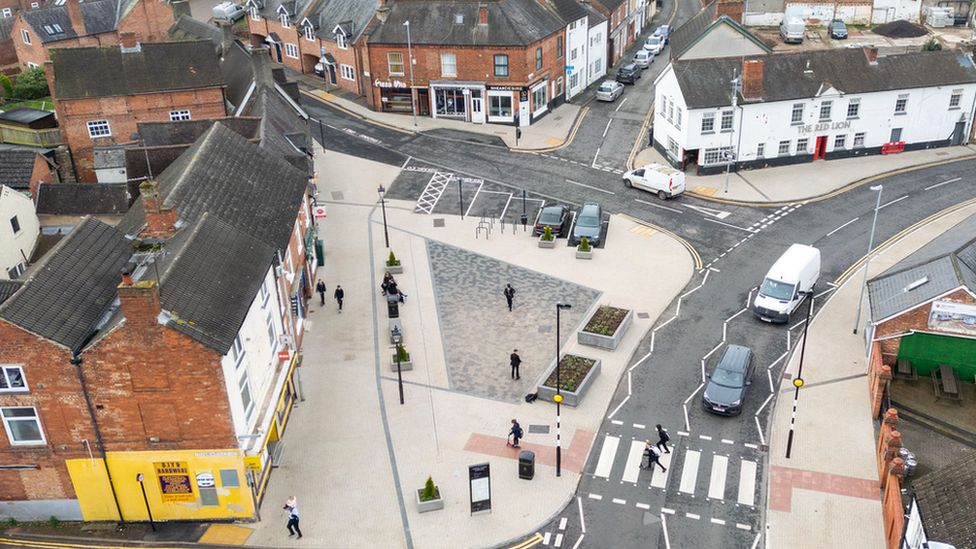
[650,452,672,488]
[711,518,726,525]
[588,493,602,500]
[559,518,567,530]
[686,513,700,520]
[633,423,646,429]
[621,441,645,483]
[543,532,551,545]
[679,450,701,494]
[612,498,627,505]
[738,460,758,506]
[636,503,650,509]
[707,455,729,500]
[736,524,751,531]
[554,533,564,547]
[594,436,619,478]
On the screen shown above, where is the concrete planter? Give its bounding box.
[391,355,413,372]
[539,236,556,249]
[578,308,633,351]
[385,263,403,275]
[576,248,593,259]
[416,488,444,513]
[536,355,601,408]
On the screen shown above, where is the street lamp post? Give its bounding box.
[403,21,417,127]
[854,185,883,334]
[392,326,404,405]
[785,289,814,459]
[457,177,464,220]
[378,184,390,248]
[555,302,572,477]
[521,190,528,231]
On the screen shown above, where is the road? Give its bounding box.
[298,4,976,548]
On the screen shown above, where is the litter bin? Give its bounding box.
[387,298,399,318]
[519,451,534,480]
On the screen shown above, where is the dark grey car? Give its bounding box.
[702,345,755,416]
[572,202,602,245]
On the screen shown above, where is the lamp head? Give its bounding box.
[870,185,882,192]
[557,303,572,310]
[378,184,385,196]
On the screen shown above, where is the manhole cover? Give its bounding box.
[528,424,550,434]
[434,218,445,227]
[782,372,793,379]
[637,312,650,319]
[331,191,344,200]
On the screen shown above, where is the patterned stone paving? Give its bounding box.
[427,240,602,402]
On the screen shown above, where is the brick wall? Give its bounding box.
[117,0,176,44]
[874,289,976,365]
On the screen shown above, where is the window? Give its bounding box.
[31,2,38,8]
[668,137,680,157]
[594,58,601,73]
[304,25,314,41]
[570,72,578,89]
[819,101,832,121]
[2,7,11,16]
[229,335,245,366]
[660,96,667,116]
[279,13,289,27]
[834,135,846,149]
[220,469,240,488]
[388,52,404,75]
[2,407,45,445]
[488,93,512,117]
[0,366,27,392]
[259,279,271,306]
[847,99,860,118]
[796,138,808,153]
[667,100,673,123]
[701,112,714,133]
[536,47,542,71]
[169,110,190,121]
[757,143,765,158]
[266,311,278,351]
[336,33,346,49]
[557,36,563,59]
[285,43,298,58]
[237,361,253,421]
[571,48,578,61]
[703,147,733,164]
[21,29,30,44]
[890,128,902,142]
[675,108,682,130]
[950,90,962,109]
[720,110,733,131]
[87,120,111,138]
[895,94,908,114]
[7,263,25,279]
[494,54,508,77]
[532,82,546,112]
[340,64,355,80]
[26,62,38,68]
[10,216,20,234]
[250,6,259,20]
[441,53,456,76]
[791,103,803,124]
[778,140,790,155]
[557,76,563,96]
[853,132,865,147]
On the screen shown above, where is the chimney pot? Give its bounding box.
[121,31,137,49]
[122,272,133,286]
[865,46,878,63]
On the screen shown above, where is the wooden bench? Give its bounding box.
[896,359,917,381]
[933,364,963,405]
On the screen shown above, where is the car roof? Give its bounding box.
[542,204,566,212]
[717,344,752,371]
[581,203,600,214]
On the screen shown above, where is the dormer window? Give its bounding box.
[304,24,313,41]
[455,13,463,24]
[250,5,259,20]
[279,13,289,28]
[42,23,63,34]
[336,33,346,49]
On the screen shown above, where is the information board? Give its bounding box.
[468,462,491,515]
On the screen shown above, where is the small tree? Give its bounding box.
[387,250,400,266]
[396,345,410,363]
[578,236,591,252]
[0,74,12,99]
[921,38,943,51]
[11,67,50,100]
[542,226,554,241]
[420,476,438,501]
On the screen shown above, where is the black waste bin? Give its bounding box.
[519,450,535,480]
[387,299,399,318]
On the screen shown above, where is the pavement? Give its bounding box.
[11,85,976,549]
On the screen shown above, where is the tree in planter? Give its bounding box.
[542,227,554,241]
[578,236,591,252]
[387,251,401,267]
[396,345,410,363]
[420,476,439,501]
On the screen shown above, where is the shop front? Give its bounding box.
[430,81,487,124]
[486,85,522,124]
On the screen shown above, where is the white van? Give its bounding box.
[780,17,805,44]
[753,244,821,323]
[622,164,686,200]
[213,2,245,22]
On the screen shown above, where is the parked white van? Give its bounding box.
[622,164,686,200]
[753,244,821,323]
[213,1,245,22]
[780,17,805,44]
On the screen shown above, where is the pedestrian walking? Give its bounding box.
[509,419,523,448]
[283,496,302,538]
[504,284,516,311]
[510,349,521,380]
[655,424,671,454]
[334,285,344,312]
[315,280,326,305]
[642,441,666,472]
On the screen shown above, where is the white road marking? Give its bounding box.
[621,440,646,483]
[878,195,908,210]
[826,217,858,237]
[543,532,551,545]
[602,120,612,137]
[699,434,713,441]
[737,523,752,531]
[744,443,758,449]
[711,518,726,525]
[635,198,682,213]
[612,498,627,505]
[721,439,735,445]
[686,513,701,520]
[559,517,567,530]
[684,204,732,220]
[571,534,585,549]
[924,177,960,190]
[614,97,629,112]
[679,450,700,494]
[738,460,758,506]
[708,455,729,500]
[565,179,615,195]
[650,452,672,488]
[661,507,675,514]
[588,493,602,500]
[577,496,586,533]
[634,423,646,429]
[554,533,563,547]
[636,502,650,509]
[594,436,620,478]
[611,420,624,425]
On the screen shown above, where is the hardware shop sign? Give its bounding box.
[155,461,194,503]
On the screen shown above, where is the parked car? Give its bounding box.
[653,25,672,44]
[702,345,755,416]
[616,63,642,84]
[572,202,603,245]
[622,164,686,199]
[829,19,848,39]
[212,1,245,22]
[596,80,624,102]
[643,36,664,55]
[534,205,572,237]
[633,49,652,69]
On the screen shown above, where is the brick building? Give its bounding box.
[589,0,650,66]
[12,0,179,70]
[44,39,226,182]
[0,121,316,521]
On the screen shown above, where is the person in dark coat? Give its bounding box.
[334,285,344,312]
[316,280,326,305]
[656,424,671,454]
[642,441,666,472]
[504,284,516,311]
[381,273,394,295]
[509,419,523,448]
[510,349,521,380]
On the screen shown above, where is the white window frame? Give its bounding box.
[0,365,28,392]
[279,13,290,28]
[2,406,45,445]
[853,132,866,147]
[31,2,38,8]
[21,29,30,44]
[8,262,26,279]
[819,101,832,121]
[285,43,299,59]
[440,52,456,77]
[259,279,271,307]
[796,138,808,153]
[778,140,790,155]
[266,310,278,352]
[169,110,191,121]
[388,52,404,75]
[757,143,765,158]
[720,110,733,131]
[675,108,682,131]
[847,99,860,118]
[834,134,846,149]
[791,103,803,124]
[304,25,314,41]
[3,7,13,16]
[336,33,346,49]
[250,6,260,21]
[703,146,733,165]
[26,61,38,68]
[87,120,111,138]
[701,112,715,133]
[950,89,963,109]
[340,64,355,80]
[894,95,908,114]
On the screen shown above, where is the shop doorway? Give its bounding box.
[471,90,484,124]
[417,89,430,116]
[683,149,698,172]
[814,136,827,160]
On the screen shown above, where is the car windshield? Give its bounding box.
[578,214,599,228]
[712,367,744,388]
[540,210,563,223]
[647,37,661,45]
[598,84,613,92]
[759,278,795,301]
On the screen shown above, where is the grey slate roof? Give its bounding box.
[912,450,976,548]
[50,41,224,100]
[167,14,223,45]
[868,213,976,323]
[669,3,716,59]
[221,41,255,110]
[0,108,57,126]
[674,49,976,109]
[0,149,41,190]
[21,7,79,43]
[368,0,565,47]
[581,2,607,27]
[0,280,22,305]
[36,183,129,215]
[0,217,133,352]
[20,0,137,43]
[250,87,312,174]
[250,0,315,23]
[156,213,275,355]
[590,0,625,15]
[117,122,308,253]
[550,0,586,24]
[138,118,262,147]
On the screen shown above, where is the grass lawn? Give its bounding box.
[1,97,54,111]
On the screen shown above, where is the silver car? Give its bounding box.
[596,81,624,102]
[633,49,652,69]
[572,202,603,245]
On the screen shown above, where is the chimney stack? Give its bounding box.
[741,59,763,100]
[249,46,275,89]
[480,6,488,24]
[66,0,86,35]
[121,31,137,49]
[715,0,743,23]
[140,180,178,239]
[865,46,878,64]
[219,22,236,56]
[118,275,162,328]
[171,0,191,21]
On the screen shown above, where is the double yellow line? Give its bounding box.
[619,213,703,270]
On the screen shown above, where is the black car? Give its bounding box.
[829,19,848,39]
[534,205,571,237]
[702,345,755,416]
[616,63,642,84]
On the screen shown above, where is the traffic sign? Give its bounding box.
[565,66,574,71]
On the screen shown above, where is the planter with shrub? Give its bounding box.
[536,354,601,407]
[386,251,403,274]
[578,306,633,350]
[539,227,556,249]
[416,476,444,512]
[390,345,413,371]
[576,236,593,259]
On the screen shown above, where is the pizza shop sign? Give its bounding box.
[375,79,409,89]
